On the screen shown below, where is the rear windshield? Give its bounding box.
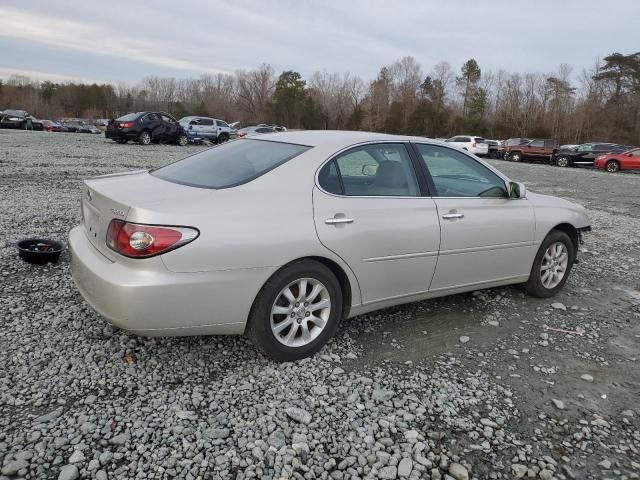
[151,139,311,189]
[116,113,141,121]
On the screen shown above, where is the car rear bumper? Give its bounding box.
[69,225,275,336]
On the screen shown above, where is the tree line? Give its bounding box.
[1,51,638,144]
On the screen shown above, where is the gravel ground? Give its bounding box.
[1,129,639,480]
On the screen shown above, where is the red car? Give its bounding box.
[594,147,640,172]
[42,120,63,132]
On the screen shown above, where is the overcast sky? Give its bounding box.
[1,0,638,85]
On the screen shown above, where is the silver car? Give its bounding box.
[70,131,591,360]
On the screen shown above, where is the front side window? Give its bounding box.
[529,140,544,147]
[161,114,175,123]
[217,120,229,127]
[152,139,311,189]
[630,149,640,157]
[416,144,507,198]
[200,118,214,126]
[577,144,593,152]
[319,143,419,197]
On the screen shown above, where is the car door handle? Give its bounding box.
[325,217,353,225]
[442,212,464,220]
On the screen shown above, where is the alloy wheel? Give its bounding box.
[557,157,569,167]
[606,161,619,173]
[140,132,151,145]
[540,242,568,289]
[178,134,188,146]
[270,278,331,347]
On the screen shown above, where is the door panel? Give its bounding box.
[313,188,441,303]
[412,142,537,291]
[430,198,535,291]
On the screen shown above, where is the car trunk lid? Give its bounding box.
[81,170,210,260]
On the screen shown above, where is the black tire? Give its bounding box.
[177,133,188,146]
[246,260,343,361]
[510,152,522,162]
[556,156,570,167]
[139,131,151,145]
[605,160,620,173]
[523,230,575,298]
[219,133,229,143]
[115,139,128,144]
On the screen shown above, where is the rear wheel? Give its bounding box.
[556,156,570,167]
[139,131,151,145]
[510,152,522,162]
[605,160,620,173]
[177,133,188,146]
[247,260,343,361]
[523,230,575,298]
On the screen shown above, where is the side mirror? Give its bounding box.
[362,164,378,176]
[507,181,526,199]
[628,153,633,157]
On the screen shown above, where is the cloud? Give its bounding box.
[0,0,639,84]
[0,67,103,84]
[0,7,228,74]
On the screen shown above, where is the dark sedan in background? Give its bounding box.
[106,112,188,145]
[0,110,43,130]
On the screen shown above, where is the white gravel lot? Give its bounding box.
[1,130,639,480]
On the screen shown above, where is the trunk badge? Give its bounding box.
[110,208,125,217]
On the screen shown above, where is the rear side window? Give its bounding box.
[529,140,544,147]
[200,118,214,126]
[152,139,311,189]
[117,113,140,121]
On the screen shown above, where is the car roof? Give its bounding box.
[253,130,439,148]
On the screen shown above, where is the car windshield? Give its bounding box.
[116,113,140,121]
[151,139,311,189]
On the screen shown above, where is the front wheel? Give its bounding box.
[510,152,522,162]
[523,230,575,298]
[556,156,570,167]
[247,260,343,361]
[177,134,188,146]
[605,160,620,173]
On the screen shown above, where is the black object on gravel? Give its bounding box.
[17,238,64,265]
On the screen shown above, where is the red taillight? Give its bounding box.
[120,122,134,128]
[106,219,198,258]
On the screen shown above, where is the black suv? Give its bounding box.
[552,142,632,167]
[106,112,188,146]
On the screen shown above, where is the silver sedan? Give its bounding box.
[69,131,591,360]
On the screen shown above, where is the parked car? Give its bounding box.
[62,121,83,133]
[552,143,631,167]
[593,147,640,172]
[69,131,590,360]
[75,123,102,134]
[178,116,232,143]
[505,138,559,163]
[237,125,277,138]
[42,120,64,132]
[257,123,288,132]
[444,135,489,156]
[485,140,502,159]
[0,109,39,129]
[106,112,188,146]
